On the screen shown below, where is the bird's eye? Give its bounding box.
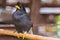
[15,5,20,9]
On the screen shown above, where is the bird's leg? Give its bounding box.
[22,31,27,40]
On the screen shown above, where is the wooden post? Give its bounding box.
[30,0,41,34]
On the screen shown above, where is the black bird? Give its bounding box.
[12,2,33,39]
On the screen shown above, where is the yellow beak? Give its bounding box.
[15,5,20,9]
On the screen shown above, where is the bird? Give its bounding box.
[12,2,33,39]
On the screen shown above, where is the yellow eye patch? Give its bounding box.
[15,5,20,9]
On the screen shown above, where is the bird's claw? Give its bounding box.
[23,32,27,39]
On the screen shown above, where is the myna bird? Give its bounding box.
[12,2,33,39]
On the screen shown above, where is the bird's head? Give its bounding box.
[15,2,21,9]
[15,2,25,10]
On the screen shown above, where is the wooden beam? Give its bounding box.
[0,24,15,27]
[42,4,60,7]
[6,3,29,7]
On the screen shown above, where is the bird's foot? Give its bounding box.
[15,32,20,38]
[23,32,27,40]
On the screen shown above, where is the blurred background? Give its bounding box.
[0,0,60,39]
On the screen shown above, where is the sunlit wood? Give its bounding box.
[0,29,59,40]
